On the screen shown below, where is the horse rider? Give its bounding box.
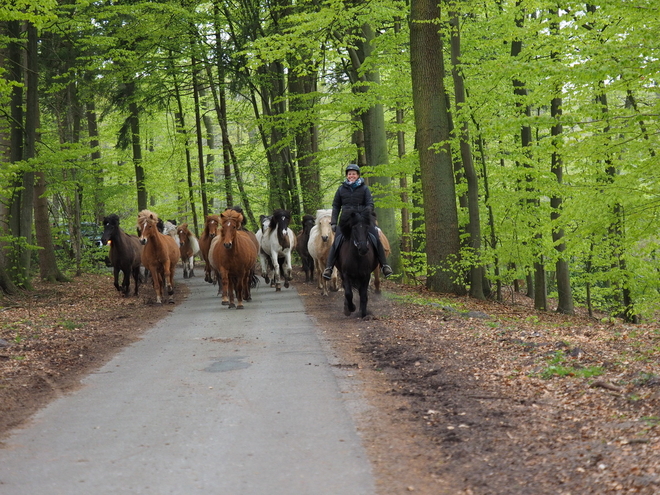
[322,163,393,280]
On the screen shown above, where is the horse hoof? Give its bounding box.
[344,307,352,316]
[228,303,236,309]
[284,281,289,288]
[236,305,244,310]
[222,301,229,306]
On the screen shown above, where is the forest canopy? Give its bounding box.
[1,0,659,322]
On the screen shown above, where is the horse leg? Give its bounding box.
[151,267,163,304]
[121,267,131,296]
[227,275,236,309]
[113,267,122,293]
[315,258,324,290]
[235,276,245,309]
[373,269,381,294]
[272,252,281,291]
[132,266,140,296]
[220,268,230,306]
[283,251,292,288]
[343,277,356,315]
[189,255,195,277]
[359,281,370,318]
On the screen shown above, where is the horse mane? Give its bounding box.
[104,213,120,227]
[314,209,332,222]
[138,209,159,224]
[221,208,244,225]
[269,209,291,230]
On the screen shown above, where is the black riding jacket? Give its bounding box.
[330,179,374,227]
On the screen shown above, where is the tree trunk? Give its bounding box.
[449,8,485,300]
[549,10,573,315]
[410,0,463,294]
[126,82,147,212]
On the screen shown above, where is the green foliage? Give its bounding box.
[537,351,604,380]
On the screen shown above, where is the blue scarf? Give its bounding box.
[345,177,363,189]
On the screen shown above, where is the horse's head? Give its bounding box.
[259,215,271,233]
[316,212,333,243]
[137,210,159,245]
[176,223,189,248]
[101,214,120,245]
[270,209,291,236]
[341,209,372,256]
[205,215,220,239]
[220,210,243,249]
[301,214,315,234]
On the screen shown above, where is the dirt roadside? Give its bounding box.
[1,271,659,494]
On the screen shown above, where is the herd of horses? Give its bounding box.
[100,206,389,317]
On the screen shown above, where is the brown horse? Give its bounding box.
[211,209,258,309]
[176,223,200,279]
[101,214,143,297]
[137,210,179,304]
[372,228,391,295]
[199,214,221,284]
[296,214,316,283]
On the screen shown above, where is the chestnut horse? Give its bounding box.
[137,210,179,304]
[296,214,316,283]
[372,228,391,295]
[307,209,337,296]
[101,214,143,297]
[199,214,221,284]
[210,209,258,309]
[335,208,378,318]
[176,223,200,279]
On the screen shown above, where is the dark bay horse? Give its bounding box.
[137,210,180,304]
[296,214,316,283]
[335,208,378,318]
[211,209,258,309]
[199,214,221,284]
[176,223,200,279]
[101,214,143,297]
[259,209,295,291]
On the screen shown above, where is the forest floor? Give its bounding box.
[1,269,659,494]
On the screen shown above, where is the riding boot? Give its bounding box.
[323,235,341,280]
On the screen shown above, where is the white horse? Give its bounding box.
[254,214,272,284]
[307,209,338,296]
[259,209,296,291]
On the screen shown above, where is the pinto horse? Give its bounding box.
[137,210,180,304]
[296,214,316,283]
[211,209,258,309]
[307,209,338,296]
[101,214,143,297]
[199,214,221,284]
[259,209,296,291]
[335,208,378,318]
[176,223,200,279]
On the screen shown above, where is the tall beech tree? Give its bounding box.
[410,0,463,294]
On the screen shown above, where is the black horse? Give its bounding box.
[102,214,143,297]
[335,208,378,318]
[296,214,316,283]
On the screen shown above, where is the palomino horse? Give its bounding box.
[199,214,221,284]
[101,214,143,297]
[176,223,200,279]
[335,208,378,318]
[307,209,338,296]
[296,214,316,283]
[137,210,180,304]
[210,209,258,309]
[372,228,391,295]
[259,209,296,291]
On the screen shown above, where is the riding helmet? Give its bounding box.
[345,163,361,175]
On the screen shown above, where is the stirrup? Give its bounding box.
[322,267,333,280]
[381,264,393,278]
